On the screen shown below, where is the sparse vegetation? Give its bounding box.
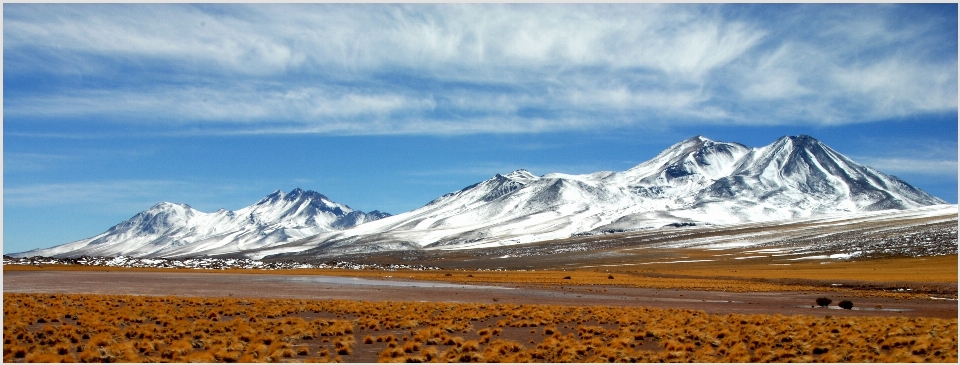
[816,297,832,307]
[3,292,956,362]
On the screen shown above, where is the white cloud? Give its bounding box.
[5,86,438,124]
[831,58,958,121]
[3,180,187,207]
[737,43,813,101]
[4,4,956,135]
[3,153,76,172]
[5,4,760,79]
[2,179,294,215]
[848,138,958,178]
[857,157,958,177]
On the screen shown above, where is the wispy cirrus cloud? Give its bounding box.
[3,180,188,208]
[857,157,958,177]
[6,86,438,124]
[2,179,294,213]
[850,138,959,178]
[4,153,76,172]
[4,4,956,136]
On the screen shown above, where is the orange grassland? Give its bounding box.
[3,293,957,363]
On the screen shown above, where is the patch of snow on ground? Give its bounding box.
[746,248,793,254]
[637,259,715,264]
[788,252,858,260]
[700,241,762,250]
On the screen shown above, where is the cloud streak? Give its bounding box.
[3,180,188,207]
[2,179,294,215]
[4,153,76,172]
[859,158,958,177]
[4,4,956,136]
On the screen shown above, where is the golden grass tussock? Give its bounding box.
[3,292,958,363]
[400,340,420,354]
[319,319,354,336]
[333,336,355,355]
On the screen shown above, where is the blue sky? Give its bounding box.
[4,4,957,254]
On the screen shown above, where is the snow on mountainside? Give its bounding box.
[263,135,948,259]
[10,189,390,259]
[13,135,950,261]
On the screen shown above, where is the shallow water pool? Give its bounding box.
[257,275,515,290]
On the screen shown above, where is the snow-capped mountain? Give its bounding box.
[260,135,947,258]
[10,188,390,259]
[13,135,949,260]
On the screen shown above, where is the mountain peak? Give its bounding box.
[658,135,737,158]
[287,187,306,200]
[779,134,822,147]
[625,135,749,181]
[673,135,716,149]
[688,135,713,143]
[150,202,191,211]
[503,169,538,181]
[287,189,330,204]
[259,190,286,204]
[256,188,330,205]
[788,134,817,141]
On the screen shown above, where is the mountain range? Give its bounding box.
[12,188,389,258]
[11,135,948,259]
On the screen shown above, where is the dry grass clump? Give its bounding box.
[4,292,957,363]
[318,320,354,336]
[333,336,354,355]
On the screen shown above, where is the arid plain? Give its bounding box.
[4,214,958,362]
